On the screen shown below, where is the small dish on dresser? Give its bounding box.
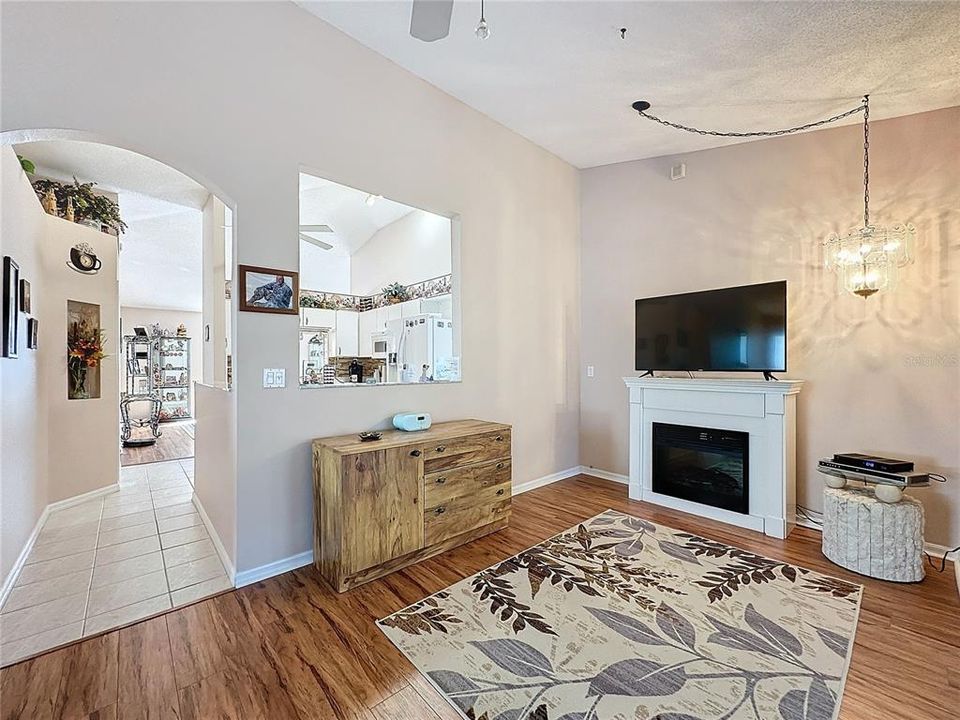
[358,431,382,442]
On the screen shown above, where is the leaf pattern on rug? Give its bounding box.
[587,657,689,697]
[378,594,462,635]
[378,509,862,720]
[801,574,861,601]
[470,639,555,678]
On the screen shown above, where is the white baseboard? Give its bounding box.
[230,466,628,589]
[0,483,117,609]
[578,466,629,485]
[234,550,313,588]
[512,467,582,495]
[0,508,49,609]
[49,483,119,511]
[192,496,236,584]
[512,465,628,496]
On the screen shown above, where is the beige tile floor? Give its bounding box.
[0,458,232,667]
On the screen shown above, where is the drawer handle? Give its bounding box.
[435,506,446,514]
[410,450,422,457]
[435,477,447,484]
[495,435,504,442]
[436,445,446,452]
[496,489,505,496]
[496,462,505,470]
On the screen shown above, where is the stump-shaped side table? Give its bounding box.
[821,486,925,582]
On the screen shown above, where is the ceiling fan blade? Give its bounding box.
[299,232,333,251]
[410,0,453,42]
[299,224,333,233]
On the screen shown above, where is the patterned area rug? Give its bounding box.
[378,510,862,720]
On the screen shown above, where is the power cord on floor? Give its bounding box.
[925,545,960,573]
[796,505,823,527]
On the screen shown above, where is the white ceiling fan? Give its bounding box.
[410,0,455,42]
[299,224,334,250]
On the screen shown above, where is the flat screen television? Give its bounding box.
[635,281,786,373]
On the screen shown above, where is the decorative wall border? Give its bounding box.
[300,274,451,313]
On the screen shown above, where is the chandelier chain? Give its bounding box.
[862,95,870,228]
[636,101,867,139]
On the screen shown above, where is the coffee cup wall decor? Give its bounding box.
[67,242,102,274]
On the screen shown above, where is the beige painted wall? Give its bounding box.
[194,383,236,573]
[1,2,581,573]
[41,207,121,503]
[0,148,49,583]
[580,107,960,547]
[1,144,122,584]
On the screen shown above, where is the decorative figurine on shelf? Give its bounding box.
[41,188,57,215]
[176,323,187,337]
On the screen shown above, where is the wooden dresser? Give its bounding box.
[312,419,512,592]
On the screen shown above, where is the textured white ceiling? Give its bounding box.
[116,193,203,312]
[13,140,209,208]
[299,1,960,168]
[14,140,205,311]
[299,172,416,256]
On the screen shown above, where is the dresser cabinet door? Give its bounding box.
[341,448,422,574]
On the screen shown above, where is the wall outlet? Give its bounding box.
[586,365,595,378]
[263,368,286,388]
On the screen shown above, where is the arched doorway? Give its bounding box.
[0,132,237,666]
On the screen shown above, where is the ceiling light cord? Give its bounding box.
[632,97,868,139]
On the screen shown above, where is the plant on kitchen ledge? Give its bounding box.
[32,177,128,234]
[382,281,411,304]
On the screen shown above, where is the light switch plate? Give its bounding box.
[586,365,595,378]
[263,368,286,388]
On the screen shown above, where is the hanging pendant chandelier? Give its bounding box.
[822,96,914,298]
[632,95,915,299]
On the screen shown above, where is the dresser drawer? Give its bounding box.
[424,481,511,546]
[425,459,511,506]
[421,430,511,473]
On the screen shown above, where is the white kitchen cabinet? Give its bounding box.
[358,310,377,357]
[373,307,387,332]
[400,299,421,318]
[421,293,452,319]
[303,307,336,330]
[386,304,403,325]
[335,310,359,356]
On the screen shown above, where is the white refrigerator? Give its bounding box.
[388,314,457,383]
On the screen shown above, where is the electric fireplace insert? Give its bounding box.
[652,422,749,514]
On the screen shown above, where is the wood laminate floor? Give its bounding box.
[120,423,194,467]
[1,475,956,720]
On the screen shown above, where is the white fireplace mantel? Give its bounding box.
[623,376,804,539]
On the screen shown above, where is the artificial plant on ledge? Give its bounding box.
[32,177,128,234]
[382,281,411,304]
[67,320,107,399]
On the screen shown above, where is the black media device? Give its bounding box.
[832,453,914,474]
[635,281,787,376]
